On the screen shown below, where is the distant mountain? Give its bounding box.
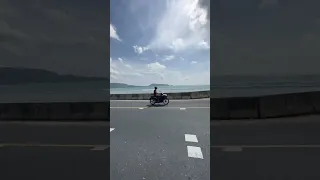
[109,83,170,88]
[110,83,140,88]
[149,83,170,87]
[0,67,108,85]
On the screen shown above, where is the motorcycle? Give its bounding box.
[150,93,170,105]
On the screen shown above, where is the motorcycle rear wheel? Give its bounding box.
[150,98,156,105]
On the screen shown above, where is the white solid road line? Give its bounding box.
[221,146,243,152]
[110,128,115,132]
[185,134,198,143]
[187,146,204,159]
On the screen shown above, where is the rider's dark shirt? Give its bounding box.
[154,90,157,96]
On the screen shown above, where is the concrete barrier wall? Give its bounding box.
[211,91,320,120]
[4,90,319,121]
[110,90,210,100]
[0,102,109,121]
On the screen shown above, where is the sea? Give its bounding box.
[1,77,320,102]
[110,85,210,94]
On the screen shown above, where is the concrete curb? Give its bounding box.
[0,91,209,121]
[3,90,318,121]
[211,91,320,120]
[0,102,110,121]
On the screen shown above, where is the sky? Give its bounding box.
[2,0,320,85]
[0,0,109,77]
[211,0,320,76]
[110,0,210,86]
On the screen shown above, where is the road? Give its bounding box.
[211,116,320,180]
[110,99,210,180]
[3,98,318,179]
[0,99,209,179]
[0,121,110,179]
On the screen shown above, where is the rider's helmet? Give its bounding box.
[155,87,157,89]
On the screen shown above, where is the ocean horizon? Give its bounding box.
[110,85,210,94]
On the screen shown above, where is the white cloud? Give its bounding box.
[110,57,117,68]
[110,57,145,83]
[197,40,210,49]
[191,61,197,64]
[118,58,133,69]
[110,57,209,85]
[118,58,124,64]
[111,74,118,80]
[162,55,175,61]
[169,38,186,51]
[125,64,132,69]
[147,0,209,52]
[110,67,120,75]
[110,24,121,41]
[110,57,136,80]
[110,65,120,80]
[133,45,149,54]
[122,71,143,77]
[147,62,166,71]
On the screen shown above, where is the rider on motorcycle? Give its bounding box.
[154,87,159,101]
[150,86,169,105]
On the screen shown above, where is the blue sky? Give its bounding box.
[110,0,210,86]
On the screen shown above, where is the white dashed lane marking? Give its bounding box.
[138,108,144,109]
[180,108,186,110]
[185,134,198,143]
[187,146,204,159]
[110,128,115,132]
[184,134,203,159]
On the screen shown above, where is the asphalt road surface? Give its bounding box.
[211,116,320,180]
[0,121,110,180]
[110,99,210,180]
